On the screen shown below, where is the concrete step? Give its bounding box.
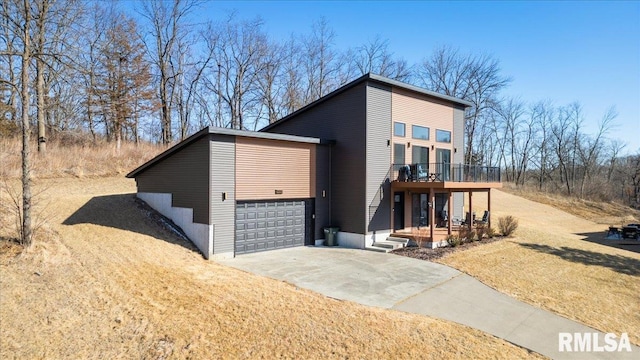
[387,236,419,248]
[386,236,410,244]
[372,240,405,250]
[364,245,392,253]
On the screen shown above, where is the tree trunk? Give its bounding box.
[36,57,46,153]
[21,0,33,247]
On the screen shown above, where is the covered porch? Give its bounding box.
[390,164,502,246]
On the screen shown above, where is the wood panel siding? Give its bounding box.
[366,81,392,233]
[135,136,210,224]
[391,88,455,164]
[209,134,236,255]
[263,83,367,236]
[235,137,316,201]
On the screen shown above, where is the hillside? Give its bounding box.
[501,183,640,226]
[0,177,535,359]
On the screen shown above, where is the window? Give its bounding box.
[436,129,451,143]
[412,145,429,165]
[394,143,405,166]
[394,122,406,137]
[412,125,429,140]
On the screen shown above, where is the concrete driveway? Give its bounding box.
[219,246,460,308]
[220,246,638,359]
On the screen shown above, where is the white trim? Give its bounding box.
[366,231,392,247]
[337,232,366,249]
[425,240,448,249]
[210,252,234,260]
[137,192,213,259]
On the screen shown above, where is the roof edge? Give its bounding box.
[260,73,472,132]
[126,126,323,178]
[126,127,210,178]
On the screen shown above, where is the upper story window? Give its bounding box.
[436,129,451,143]
[394,122,406,137]
[412,125,429,140]
[393,143,405,165]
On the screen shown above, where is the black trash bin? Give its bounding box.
[324,227,339,246]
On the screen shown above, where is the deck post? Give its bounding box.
[447,190,452,235]
[487,189,491,229]
[468,191,473,230]
[429,187,435,241]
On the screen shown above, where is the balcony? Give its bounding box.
[393,163,501,183]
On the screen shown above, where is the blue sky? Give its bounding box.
[132,0,640,153]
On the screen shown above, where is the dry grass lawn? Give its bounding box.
[0,177,538,359]
[437,189,640,346]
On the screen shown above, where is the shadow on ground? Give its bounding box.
[519,243,640,276]
[577,231,640,254]
[63,193,199,254]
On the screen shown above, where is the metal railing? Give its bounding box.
[392,163,501,183]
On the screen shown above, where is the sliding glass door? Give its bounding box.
[436,148,451,181]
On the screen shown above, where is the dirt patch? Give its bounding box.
[0,177,538,359]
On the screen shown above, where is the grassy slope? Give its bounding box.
[0,177,537,359]
[437,189,640,346]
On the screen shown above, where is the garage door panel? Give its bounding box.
[236,199,309,255]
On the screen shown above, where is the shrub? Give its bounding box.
[498,215,519,237]
[475,224,487,240]
[468,230,478,242]
[485,227,497,238]
[446,234,461,247]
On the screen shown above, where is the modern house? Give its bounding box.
[126,73,501,259]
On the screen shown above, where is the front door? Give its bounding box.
[393,191,404,231]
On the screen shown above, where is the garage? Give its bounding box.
[127,127,322,260]
[235,200,312,255]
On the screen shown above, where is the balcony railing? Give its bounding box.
[392,163,501,183]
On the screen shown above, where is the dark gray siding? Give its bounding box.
[314,144,331,239]
[366,82,392,233]
[264,83,367,235]
[210,134,236,255]
[453,106,465,219]
[136,136,210,224]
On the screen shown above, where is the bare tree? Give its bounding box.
[2,0,35,245]
[280,35,304,115]
[205,15,268,130]
[576,106,617,198]
[0,1,18,124]
[530,100,555,190]
[29,0,84,152]
[346,35,412,81]
[418,46,510,165]
[301,17,342,103]
[256,40,285,124]
[139,0,199,145]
